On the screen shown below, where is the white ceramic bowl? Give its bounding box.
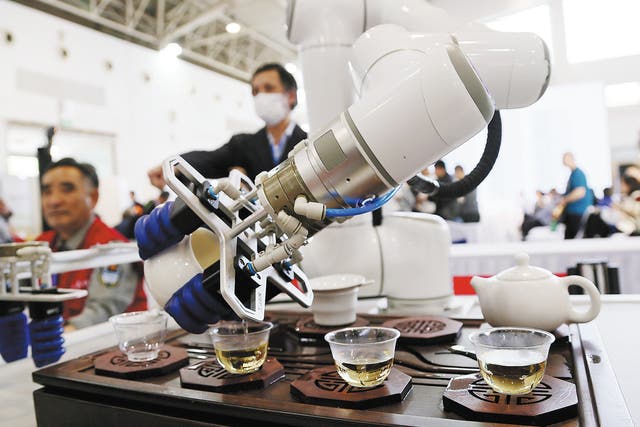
[310,274,370,326]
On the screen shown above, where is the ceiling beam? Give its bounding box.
[160,2,226,46]
[17,0,157,44]
[186,30,240,49]
[163,1,191,34]
[95,0,113,15]
[219,14,295,58]
[156,0,164,36]
[180,48,251,81]
[10,0,293,82]
[128,0,150,29]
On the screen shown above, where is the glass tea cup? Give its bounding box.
[324,327,400,388]
[208,321,273,374]
[109,310,169,362]
[469,327,555,395]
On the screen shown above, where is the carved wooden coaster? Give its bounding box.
[180,357,285,392]
[290,366,412,409]
[381,316,462,344]
[294,316,370,339]
[94,345,189,379]
[443,373,578,426]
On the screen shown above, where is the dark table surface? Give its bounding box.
[30,310,633,427]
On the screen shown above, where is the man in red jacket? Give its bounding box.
[37,158,146,329]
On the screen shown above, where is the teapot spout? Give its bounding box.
[470,276,489,296]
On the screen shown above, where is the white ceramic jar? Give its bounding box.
[310,274,370,326]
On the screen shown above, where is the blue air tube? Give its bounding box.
[325,186,401,218]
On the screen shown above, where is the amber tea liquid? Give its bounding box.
[478,349,546,395]
[215,342,268,374]
[336,357,393,387]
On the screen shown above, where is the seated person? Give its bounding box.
[36,158,147,330]
[521,190,555,239]
[585,175,640,238]
[596,187,613,208]
[611,175,640,236]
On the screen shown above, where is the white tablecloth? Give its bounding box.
[450,237,640,293]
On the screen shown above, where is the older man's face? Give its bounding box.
[41,166,98,239]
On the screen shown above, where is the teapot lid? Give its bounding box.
[495,253,552,281]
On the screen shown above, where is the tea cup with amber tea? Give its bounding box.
[208,321,273,374]
[469,327,555,395]
[324,327,400,387]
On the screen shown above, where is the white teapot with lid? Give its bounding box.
[471,253,601,331]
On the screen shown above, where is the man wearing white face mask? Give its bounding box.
[147,63,306,187]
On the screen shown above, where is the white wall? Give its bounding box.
[0,0,262,232]
[608,106,640,165]
[439,0,640,164]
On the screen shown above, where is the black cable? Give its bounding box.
[408,110,502,199]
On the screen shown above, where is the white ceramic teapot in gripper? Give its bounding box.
[471,253,601,331]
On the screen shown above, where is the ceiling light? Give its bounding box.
[226,22,241,34]
[161,42,182,57]
[285,62,297,74]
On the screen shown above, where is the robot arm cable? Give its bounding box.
[325,186,402,218]
[408,110,502,199]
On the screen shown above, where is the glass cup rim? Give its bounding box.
[468,326,555,349]
[324,326,401,346]
[109,310,168,325]
[208,320,274,337]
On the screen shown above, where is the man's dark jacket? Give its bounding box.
[181,125,307,181]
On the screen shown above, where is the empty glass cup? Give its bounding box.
[109,310,169,362]
[469,327,555,395]
[208,321,273,374]
[324,327,400,388]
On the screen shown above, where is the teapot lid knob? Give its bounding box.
[515,252,530,267]
[496,252,552,281]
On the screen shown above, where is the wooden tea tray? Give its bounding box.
[31,311,631,426]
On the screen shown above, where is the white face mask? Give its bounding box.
[254,92,290,126]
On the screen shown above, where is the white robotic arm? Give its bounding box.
[138,2,550,329]
[257,25,492,217]
[288,0,550,131]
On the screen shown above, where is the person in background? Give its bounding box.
[557,152,593,239]
[147,62,306,187]
[0,198,15,243]
[596,187,613,208]
[431,160,459,220]
[611,175,640,236]
[143,190,170,214]
[37,158,147,330]
[115,191,146,239]
[623,165,640,182]
[521,190,555,240]
[126,191,144,217]
[454,165,480,223]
